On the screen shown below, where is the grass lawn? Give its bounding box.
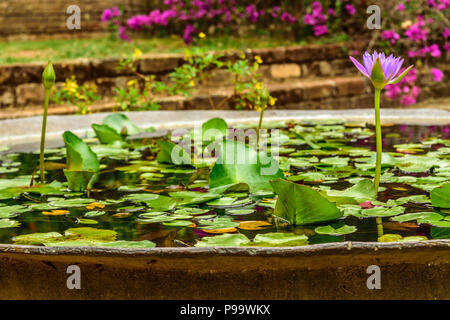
[0,33,350,64]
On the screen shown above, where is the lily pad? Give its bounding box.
[391,212,443,223]
[13,232,64,245]
[252,232,308,246]
[64,227,117,241]
[195,233,250,247]
[314,224,357,235]
[323,179,376,205]
[0,219,20,228]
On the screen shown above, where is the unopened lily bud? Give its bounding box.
[42,61,55,89]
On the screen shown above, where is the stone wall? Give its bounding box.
[0,0,373,40]
[0,0,153,39]
[0,42,448,119]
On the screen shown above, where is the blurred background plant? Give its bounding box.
[51,76,101,114]
[99,0,447,107]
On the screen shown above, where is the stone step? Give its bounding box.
[0,42,365,108]
[3,75,446,120]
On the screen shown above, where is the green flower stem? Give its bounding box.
[39,88,50,184]
[256,106,265,148]
[374,87,384,237]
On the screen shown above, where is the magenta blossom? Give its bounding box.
[349,51,413,89]
[345,4,356,15]
[381,30,400,44]
[101,9,113,22]
[431,68,444,82]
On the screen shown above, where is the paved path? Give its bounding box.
[1,108,449,150]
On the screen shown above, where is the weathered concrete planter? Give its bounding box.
[0,109,449,300]
[1,241,449,300]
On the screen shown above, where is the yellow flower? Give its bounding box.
[127,79,138,87]
[240,52,246,60]
[269,96,276,106]
[255,55,263,64]
[42,210,70,216]
[63,77,79,94]
[198,32,206,39]
[189,80,195,87]
[133,48,142,59]
[86,202,105,210]
[255,82,263,90]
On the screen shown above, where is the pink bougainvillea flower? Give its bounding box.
[111,7,120,17]
[345,4,356,15]
[444,42,450,53]
[381,30,400,44]
[431,68,444,82]
[101,9,113,22]
[349,51,413,89]
[404,17,428,42]
[443,27,450,39]
[118,26,131,42]
[397,3,406,11]
[428,44,441,57]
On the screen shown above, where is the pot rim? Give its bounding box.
[1,240,449,257]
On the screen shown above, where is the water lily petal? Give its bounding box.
[349,56,369,77]
[362,52,374,74]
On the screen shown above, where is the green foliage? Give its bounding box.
[51,76,101,114]
[62,131,100,191]
[227,54,276,110]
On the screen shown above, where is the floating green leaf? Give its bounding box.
[315,224,357,235]
[195,233,250,247]
[323,179,376,205]
[252,232,308,246]
[391,211,443,223]
[13,232,64,245]
[0,219,20,228]
[64,227,117,241]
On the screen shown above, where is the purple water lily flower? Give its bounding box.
[349,51,413,89]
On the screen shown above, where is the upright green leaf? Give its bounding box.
[63,131,99,172]
[201,117,228,142]
[92,124,123,144]
[156,140,191,165]
[431,183,450,208]
[103,113,141,136]
[270,179,342,225]
[209,140,284,193]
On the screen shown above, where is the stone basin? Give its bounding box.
[0,109,449,299]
